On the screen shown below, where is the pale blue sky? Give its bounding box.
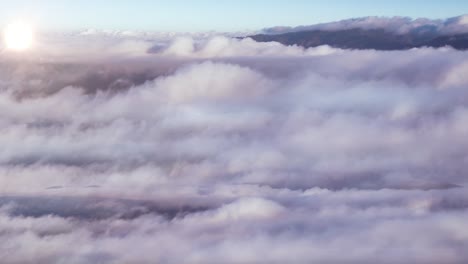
[0,0,467,31]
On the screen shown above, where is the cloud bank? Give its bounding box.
[0,31,467,263]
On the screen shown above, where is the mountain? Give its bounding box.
[249,15,468,50]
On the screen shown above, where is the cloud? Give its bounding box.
[0,31,467,263]
[158,36,338,57]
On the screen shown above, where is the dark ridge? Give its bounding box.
[248,28,468,50]
[426,34,468,49]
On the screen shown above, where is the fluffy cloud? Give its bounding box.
[0,32,467,263]
[159,36,338,57]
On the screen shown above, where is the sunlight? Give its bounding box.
[3,21,34,51]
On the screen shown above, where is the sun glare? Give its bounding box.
[3,21,34,51]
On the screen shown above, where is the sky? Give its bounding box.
[0,0,467,32]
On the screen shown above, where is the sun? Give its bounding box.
[3,21,34,51]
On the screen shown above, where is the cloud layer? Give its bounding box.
[0,32,467,263]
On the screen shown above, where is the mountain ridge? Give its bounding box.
[249,15,468,50]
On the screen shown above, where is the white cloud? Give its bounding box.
[0,31,467,263]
